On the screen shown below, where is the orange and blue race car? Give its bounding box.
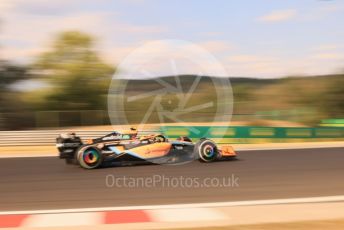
[56,128,236,169]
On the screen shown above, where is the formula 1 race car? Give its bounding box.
[56,128,236,169]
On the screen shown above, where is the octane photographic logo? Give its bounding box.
[107,39,233,165]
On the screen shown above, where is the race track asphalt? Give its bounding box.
[0,147,343,211]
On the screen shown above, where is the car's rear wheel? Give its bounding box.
[194,139,218,162]
[77,147,103,169]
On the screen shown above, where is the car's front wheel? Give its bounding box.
[193,139,218,162]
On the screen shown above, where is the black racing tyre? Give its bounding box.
[77,147,103,169]
[193,139,218,162]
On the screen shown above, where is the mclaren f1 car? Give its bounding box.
[56,128,236,169]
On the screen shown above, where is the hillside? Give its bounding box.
[112,74,344,125]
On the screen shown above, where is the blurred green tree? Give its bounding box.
[0,62,26,87]
[0,61,27,111]
[0,61,30,129]
[33,31,115,110]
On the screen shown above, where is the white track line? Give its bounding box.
[1,195,344,215]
